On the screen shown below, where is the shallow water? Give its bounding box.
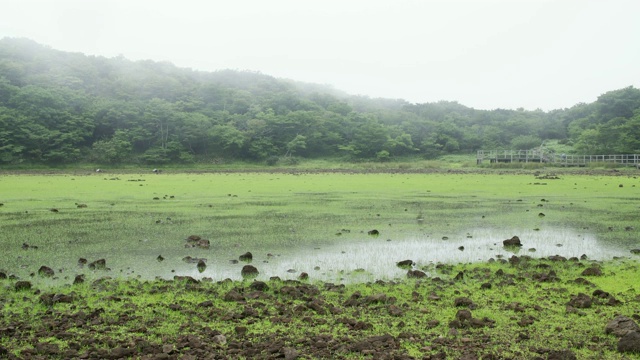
[147,228,631,283]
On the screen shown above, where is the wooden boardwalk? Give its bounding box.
[477,150,640,167]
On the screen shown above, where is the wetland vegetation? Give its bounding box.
[1,169,639,359]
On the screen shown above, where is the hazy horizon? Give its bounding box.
[2,0,639,111]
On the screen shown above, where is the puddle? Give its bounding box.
[152,228,631,283]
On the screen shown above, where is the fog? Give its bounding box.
[1,0,639,110]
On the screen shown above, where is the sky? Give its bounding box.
[1,0,639,111]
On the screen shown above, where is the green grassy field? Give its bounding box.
[1,170,639,359]
[0,171,638,284]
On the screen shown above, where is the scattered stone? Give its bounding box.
[503,236,522,247]
[617,331,640,353]
[239,252,253,262]
[88,259,107,270]
[454,297,475,308]
[14,281,32,291]
[605,316,640,337]
[454,271,464,281]
[581,266,603,276]
[568,293,592,309]
[197,260,206,273]
[37,266,55,277]
[368,229,380,236]
[212,334,227,345]
[397,259,414,268]
[241,265,259,278]
[407,269,427,278]
[73,274,85,285]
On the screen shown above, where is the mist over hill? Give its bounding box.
[1,37,639,165]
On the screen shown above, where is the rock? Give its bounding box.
[197,260,206,273]
[631,249,640,255]
[249,281,269,291]
[241,265,259,278]
[73,274,85,285]
[605,316,640,337]
[396,259,414,268]
[617,331,640,353]
[298,272,309,280]
[212,334,227,345]
[77,258,87,267]
[368,229,380,236]
[503,236,522,247]
[88,259,106,270]
[38,266,55,277]
[454,297,475,308]
[224,289,245,302]
[182,256,206,264]
[568,293,592,308]
[547,349,577,360]
[172,276,198,284]
[283,346,298,360]
[407,269,427,278]
[239,252,253,262]
[110,346,134,358]
[581,266,603,276]
[14,281,32,291]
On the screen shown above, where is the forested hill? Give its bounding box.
[1,37,639,165]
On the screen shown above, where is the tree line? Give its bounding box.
[1,37,639,165]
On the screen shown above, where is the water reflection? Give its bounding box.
[169,228,628,283]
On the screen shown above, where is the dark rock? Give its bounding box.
[581,266,603,276]
[182,256,206,264]
[172,276,198,284]
[548,255,567,262]
[617,331,640,353]
[88,259,106,270]
[197,260,206,273]
[454,271,464,281]
[156,255,164,262]
[367,229,380,236]
[631,249,640,255]
[0,271,6,279]
[298,272,309,280]
[110,346,134,358]
[547,349,577,360]
[14,281,32,291]
[77,258,87,267]
[239,252,253,262]
[454,297,475,308]
[38,266,55,277]
[568,293,592,309]
[73,274,85,285]
[241,265,259,278]
[224,289,245,302]
[249,281,269,291]
[396,259,414,268]
[503,236,522,247]
[407,269,427,278]
[606,316,640,337]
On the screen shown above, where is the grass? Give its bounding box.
[0,171,638,284]
[0,170,639,358]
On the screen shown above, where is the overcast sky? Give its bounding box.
[1,0,639,111]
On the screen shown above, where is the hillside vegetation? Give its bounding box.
[1,37,640,166]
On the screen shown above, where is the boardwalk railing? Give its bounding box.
[477,150,640,167]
